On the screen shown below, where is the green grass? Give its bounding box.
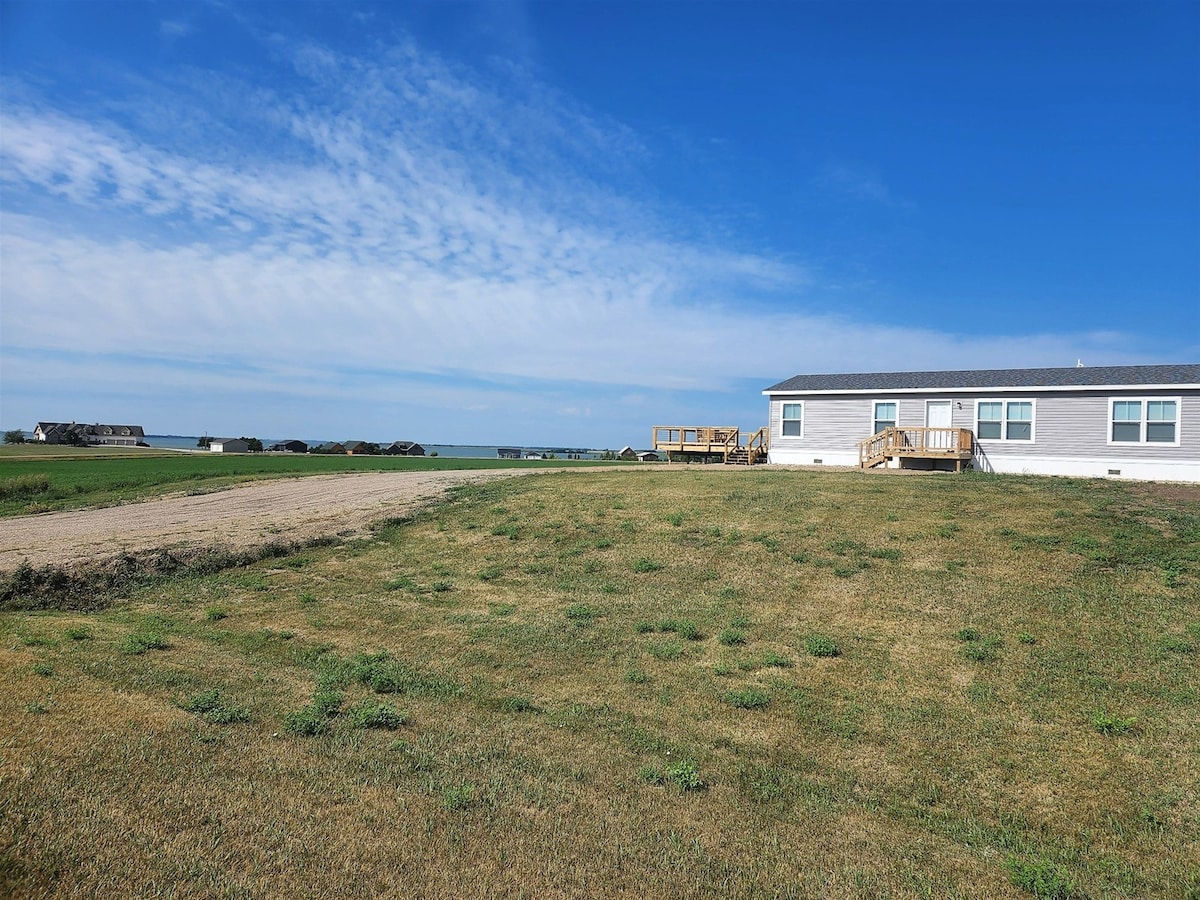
[1,468,1197,898]
[0,449,617,516]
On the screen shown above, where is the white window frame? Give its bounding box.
[975,399,1036,443]
[871,400,898,435]
[1107,397,1181,447]
[780,401,804,439]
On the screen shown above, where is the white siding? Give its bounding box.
[767,389,1200,480]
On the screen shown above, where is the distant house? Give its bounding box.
[497,448,522,459]
[617,446,638,460]
[524,451,544,459]
[312,442,346,455]
[209,438,250,453]
[343,441,369,455]
[637,451,660,462]
[34,422,145,447]
[269,440,308,453]
[384,441,425,456]
[763,364,1200,481]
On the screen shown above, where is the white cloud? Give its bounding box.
[1,27,1187,444]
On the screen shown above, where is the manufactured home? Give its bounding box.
[763,364,1200,482]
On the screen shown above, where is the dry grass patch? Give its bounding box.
[1,468,1197,898]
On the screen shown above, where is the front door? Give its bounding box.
[926,401,953,449]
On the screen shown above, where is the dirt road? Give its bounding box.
[0,468,558,570]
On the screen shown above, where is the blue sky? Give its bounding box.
[2,0,1197,447]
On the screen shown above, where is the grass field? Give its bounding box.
[2,468,1198,898]
[0,447,613,517]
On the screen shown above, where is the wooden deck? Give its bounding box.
[858,427,974,471]
[652,426,769,464]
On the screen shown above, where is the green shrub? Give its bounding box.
[632,557,664,573]
[64,625,92,641]
[762,650,793,668]
[1005,856,1079,899]
[665,513,684,527]
[955,627,981,642]
[724,688,770,709]
[936,523,961,538]
[803,635,840,658]
[204,606,228,622]
[718,628,746,647]
[623,668,648,684]
[1017,631,1037,645]
[32,660,53,677]
[635,621,656,634]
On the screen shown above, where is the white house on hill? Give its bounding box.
[763,364,1200,482]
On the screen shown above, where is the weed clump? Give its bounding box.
[442,783,476,811]
[718,628,746,647]
[803,635,840,658]
[1092,710,1137,736]
[724,688,770,709]
[348,700,408,730]
[121,631,170,655]
[181,689,250,724]
[565,603,598,624]
[1004,856,1079,899]
[632,557,664,573]
[658,619,701,640]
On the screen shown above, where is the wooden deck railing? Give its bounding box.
[858,427,974,469]
[651,425,767,464]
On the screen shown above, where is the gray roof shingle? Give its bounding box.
[764,364,1200,394]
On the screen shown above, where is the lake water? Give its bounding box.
[143,436,608,459]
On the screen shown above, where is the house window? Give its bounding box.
[976,400,1034,441]
[1110,398,1179,444]
[782,403,803,437]
[1006,402,1032,440]
[977,402,1003,439]
[873,402,897,434]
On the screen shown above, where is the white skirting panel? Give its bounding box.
[767,448,861,467]
[767,448,1198,481]
[971,453,1200,482]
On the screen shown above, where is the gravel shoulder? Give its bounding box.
[0,468,558,570]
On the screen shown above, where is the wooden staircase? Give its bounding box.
[858,427,974,471]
